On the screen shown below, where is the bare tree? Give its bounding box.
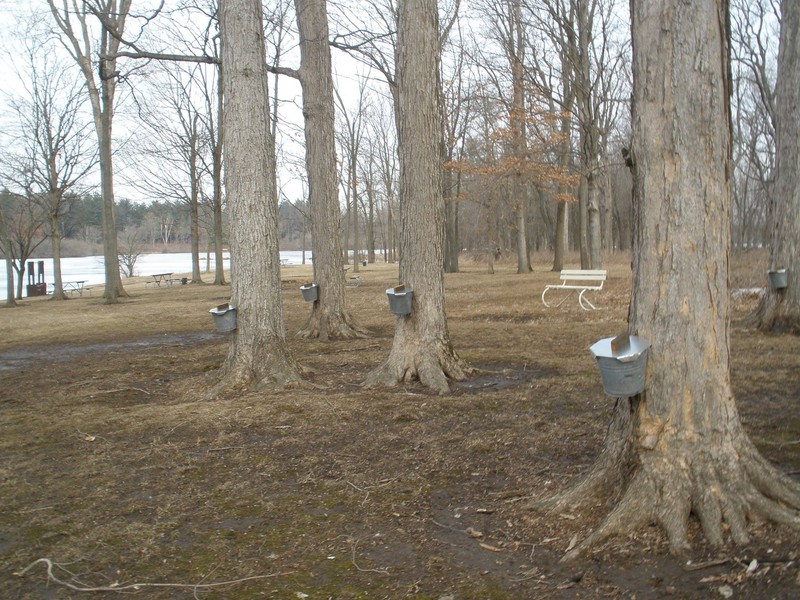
[133,63,210,284]
[295,0,368,339]
[117,225,145,277]
[728,0,777,252]
[46,0,133,303]
[214,0,304,392]
[750,1,800,332]
[3,47,96,300]
[365,0,470,394]
[335,79,369,273]
[535,0,800,558]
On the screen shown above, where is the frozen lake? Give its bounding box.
[0,251,311,298]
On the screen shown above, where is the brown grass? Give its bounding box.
[2,250,800,599]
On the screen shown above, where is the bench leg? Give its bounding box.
[578,289,598,310]
[542,287,576,308]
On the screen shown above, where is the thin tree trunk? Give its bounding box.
[213,62,226,285]
[190,129,202,284]
[4,257,17,307]
[50,211,67,300]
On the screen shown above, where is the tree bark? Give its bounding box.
[295,0,368,340]
[189,125,202,284]
[510,0,532,274]
[49,210,67,300]
[364,0,470,394]
[533,0,800,558]
[212,62,226,286]
[748,1,800,333]
[4,257,15,307]
[215,0,304,392]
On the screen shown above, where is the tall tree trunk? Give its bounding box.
[295,0,368,340]
[4,257,15,307]
[215,0,303,392]
[749,0,800,333]
[351,160,360,273]
[553,201,567,271]
[387,201,395,263]
[49,210,67,300]
[98,80,126,302]
[213,62,226,285]
[190,129,202,284]
[587,169,602,268]
[443,147,459,273]
[510,0,531,274]
[364,0,470,394]
[534,0,800,558]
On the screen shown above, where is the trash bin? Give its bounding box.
[386,285,413,315]
[209,303,237,333]
[768,268,788,290]
[590,334,650,398]
[300,283,318,302]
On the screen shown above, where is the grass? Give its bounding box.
[2,250,800,599]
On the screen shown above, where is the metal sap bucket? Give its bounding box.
[590,335,650,398]
[300,283,319,302]
[386,285,413,315]
[768,268,788,290]
[209,303,237,333]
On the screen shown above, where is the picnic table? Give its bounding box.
[148,272,174,288]
[63,281,89,297]
[280,258,289,267]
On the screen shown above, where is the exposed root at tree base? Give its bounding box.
[536,432,800,562]
[207,354,311,399]
[364,345,473,395]
[296,309,371,341]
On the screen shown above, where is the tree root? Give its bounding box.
[552,437,800,561]
[296,308,370,341]
[364,340,472,395]
[208,346,310,399]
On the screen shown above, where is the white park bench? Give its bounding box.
[541,269,607,311]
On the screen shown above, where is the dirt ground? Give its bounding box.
[2,252,800,599]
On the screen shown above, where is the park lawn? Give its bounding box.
[2,251,800,599]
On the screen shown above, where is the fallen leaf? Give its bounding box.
[80,434,96,442]
[480,543,502,552]
[466,527,483,539]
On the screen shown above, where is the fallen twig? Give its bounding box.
[351,540,389,575]
[684,557,731,571]
[14,558,293,593]
[89,387,151,396]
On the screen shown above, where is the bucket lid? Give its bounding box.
[386,286,412,295]
[209,305,236,315]
[590,335,650,363]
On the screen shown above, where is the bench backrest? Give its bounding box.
[560,269,607,282]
